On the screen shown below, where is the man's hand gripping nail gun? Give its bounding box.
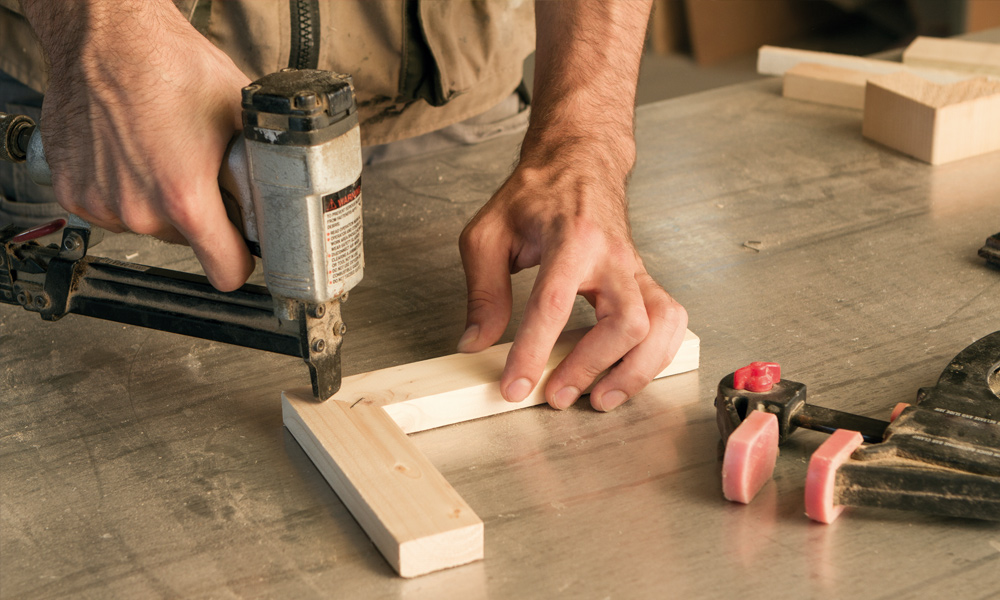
[0,69,364,401]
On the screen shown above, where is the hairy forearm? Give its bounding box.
[17,0,255,291]
[20,0,187,73]
[526,0,653,175]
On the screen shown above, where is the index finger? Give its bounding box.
[501,252,584,402]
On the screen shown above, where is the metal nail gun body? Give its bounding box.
[1,69,364,400]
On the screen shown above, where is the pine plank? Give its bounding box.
[758,45,975,84]
[862,72,1000,165]
[903,36,1000,78]
[782,62,869,109]
[282,327,699,577]
[282,392,483,578]
[338,327,699,434]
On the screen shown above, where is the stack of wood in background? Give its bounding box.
[759,37,1000,165]
[650,0,1000,65]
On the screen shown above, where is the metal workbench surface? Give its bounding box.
[3,49,999,599]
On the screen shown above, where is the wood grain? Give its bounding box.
[862,72,1000,165]
[758,45,974,84]
[328,327,699,434]
[782,62,869,109]
[283,392,483,578]
[903,36,1000,77]
[282,327,699,577]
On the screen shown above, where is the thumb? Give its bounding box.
[458,225,513,353]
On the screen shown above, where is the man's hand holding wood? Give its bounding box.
[458,1,689,412]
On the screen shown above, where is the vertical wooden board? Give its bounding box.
[782,63,869,109]
[902,36,1000,77]
[282,392,483,578]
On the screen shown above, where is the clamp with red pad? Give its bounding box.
[715,331,1000,524]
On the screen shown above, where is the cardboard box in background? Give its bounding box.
[648,0,1000,64]
[967,0,1000,32]
[683,0,844,65]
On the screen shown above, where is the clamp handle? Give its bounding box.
[733,362,781,392]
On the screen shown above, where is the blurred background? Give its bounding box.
[526,0,1000,105]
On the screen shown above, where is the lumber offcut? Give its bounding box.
[902,36,1000,78]
[782,63,869,109]
[283,392,483,577]
[758,45,973,84]
[862,72,1000,165]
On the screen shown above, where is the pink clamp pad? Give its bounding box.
[805,429,864,524]
[889,402,910,422]
[722,410,780,504]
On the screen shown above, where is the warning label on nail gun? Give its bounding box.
[323,177,364,291]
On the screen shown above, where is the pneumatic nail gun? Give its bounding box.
[0,69,364,400]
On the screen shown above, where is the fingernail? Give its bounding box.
[552,386,580,410]
[457,324,480,353]
[505,378,533,403]
[596,390,628,412]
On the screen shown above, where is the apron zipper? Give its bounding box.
[289,0,321,69]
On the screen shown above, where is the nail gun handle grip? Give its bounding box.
[1,111,260,255]
[218,135,261,253]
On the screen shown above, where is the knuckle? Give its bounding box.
[654,295,688,329]
[510,346,551,377]
[669,302,689,329]
[161,200,194,229]
[118,204,160,235]
[569,220,605,251]
[619,305,650,345]
[599,365,653,399]
[534,286,574,319]
[458,224,479,255]
[641,281,688,325]
[576,361,608,382]
[80,198,120,228]
[160,189,205,232]
[459,214,499,255]
[466,288,503,314]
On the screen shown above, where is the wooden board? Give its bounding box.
[903,36,1000,77]
[334,327,699,435]
[758,45,976,84]
[283,327,699,577]
[782,62,869,110]
[283,393,483,578]
[862,72,1000,165]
